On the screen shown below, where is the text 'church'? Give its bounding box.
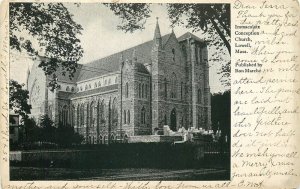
[27,20,211,143]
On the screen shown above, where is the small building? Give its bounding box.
[9,112,23,144]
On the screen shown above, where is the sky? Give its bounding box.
[10,3,230,93]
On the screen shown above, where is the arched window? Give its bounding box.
[80,86,83,91]
[80,104,84,126]
[195,46,199,64]
[164,114,167,125]
[181,82,183,100]
[139,83,141,98]
[62,105,69,126]
[112,98,118,127]
[86,103,90,135]
[105,79,107,85]
[98,100,105,127]
[98,135,103,144]
[115,76,118,84]
[66,86,70,91]
[141,107,146,124]
[142,84,144,98]
[94,82,97,88]
[108,78,111,85]
[164,78,167,98]
[172,48,175,62]
[90,102,95,126]
[171,73,177,98]
[89,84,91,89]
[85,85,88,90]
[48,105,52,120]
[198,89,202,104]
[124,110,127,124]
[71,87,75,92]
[98,81,101,87]
[77,104,80,132]
[125,82,129,98]
[145,84,148,98]
[199,47,203,63]
[127,110,130,124]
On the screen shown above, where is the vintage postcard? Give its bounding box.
[0,0,299,188]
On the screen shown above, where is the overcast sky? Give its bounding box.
[10,3,230,93]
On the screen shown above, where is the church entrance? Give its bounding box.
[170,108,177,131]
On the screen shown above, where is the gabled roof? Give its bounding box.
[55,32,204,83]
[177,32,205,43]
[76,33,171,82]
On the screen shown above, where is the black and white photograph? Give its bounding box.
[9,2,231,181]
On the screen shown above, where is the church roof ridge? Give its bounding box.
[57,32,204,82]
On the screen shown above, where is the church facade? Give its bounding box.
[27,21,211,144]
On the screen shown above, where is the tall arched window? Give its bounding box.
[195,46,199,64]
[77,104,80,131]
[198,89,202,104]
[139,83,141,98]
[62,105,69,126]
[141,107,146,124]
[125,82,129,98]
[145,84,148,98]
[172,48,175,62]
[112,98,118,128]
[142,84,144,98]
[94,82,97,88]
[164,78,167,98]
[171,73,177,98]
[124,110,127,124]
[86,103,90,135]
[199,47,203,63]
[66,86,70,91]
[90,102,94,127]
[164,114,167,125]
[98,81,101,87]
[127,110,130,124]
[181,82,183,100]
[80,104,84,126]
[98,100,105,126]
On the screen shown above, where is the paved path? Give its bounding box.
[10,167,229,180]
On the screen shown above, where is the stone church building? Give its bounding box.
[27,20,211,143]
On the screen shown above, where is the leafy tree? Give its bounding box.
[40,114,56,142]
[23,118,41,143]
[10,3,83,90]
[55,123,84,146]
[9,80,31,121]
[105,3,230,87]
[211,91,230,141]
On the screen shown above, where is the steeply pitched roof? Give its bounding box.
[177,32,205,42]
[56,32,204,83]
[76,33,171,82]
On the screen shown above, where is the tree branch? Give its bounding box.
[208,7,231,37]
[209,18,231,55]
